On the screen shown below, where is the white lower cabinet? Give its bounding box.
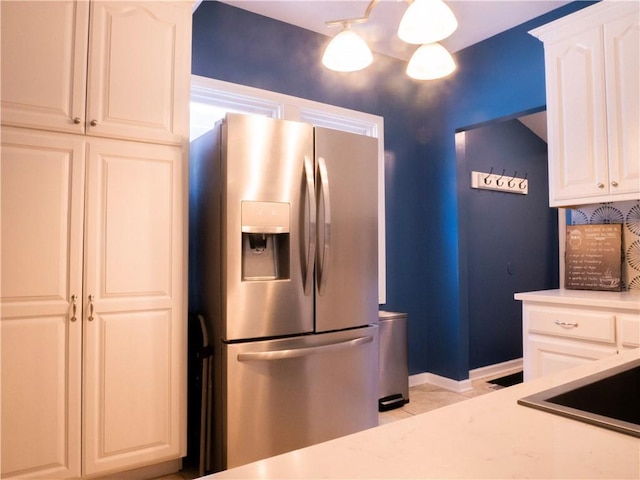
[0,127,185,479]
[516,290,640,381]
[526,335,618,380]
[619,313,640,350]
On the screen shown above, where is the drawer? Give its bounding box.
[526,306,616,344]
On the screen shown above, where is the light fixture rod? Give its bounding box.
[325,0,379,27]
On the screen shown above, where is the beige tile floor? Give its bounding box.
[378,373,509,425]
[154,372,518,480]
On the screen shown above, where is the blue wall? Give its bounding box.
[191,1,594,380]
[460,119,559,370]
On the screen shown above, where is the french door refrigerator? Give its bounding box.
[192,113,379,472]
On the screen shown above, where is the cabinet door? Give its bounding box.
[82,138,185,475]
[86,2,191,145]
[0,1,89,134]
[619,313,640,350]
[604,12,640,196]
[526,335,617,381]
[545,26,609,206]
[0,129,85,479]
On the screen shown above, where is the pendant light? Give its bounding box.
[398,0,458,45]
[321,0,459,80]
[406,43,456,80]
[322,24,373,72]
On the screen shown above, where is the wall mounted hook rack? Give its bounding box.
[471,169,528,195]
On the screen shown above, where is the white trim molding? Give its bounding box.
[409,373,473,394]
[409,357,524,394]
[469,358,523,382]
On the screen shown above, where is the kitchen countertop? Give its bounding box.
[202,348,640,479]
[514,288,640,310]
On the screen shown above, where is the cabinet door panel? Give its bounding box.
[0,129,84,479]
[1,132,85,306]
[604,13,640,195]
[527,336,617,380]
[102,153,173,296]
[1,315,81,479]
[83,138,184,475]
[83,309,176,474]
[545,28,609,204]
[0,1,88,134]
[619,313,640,349]
[87,2,191,144]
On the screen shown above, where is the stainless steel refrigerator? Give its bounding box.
[192,113,379,472]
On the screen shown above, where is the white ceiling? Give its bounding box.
[518,111,547,142]
[211,0,571,61]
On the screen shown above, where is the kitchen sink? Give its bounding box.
[518,358,640,437]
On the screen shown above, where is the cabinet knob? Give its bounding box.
[90,119,98,127]
[611,181,618,187]
[597,183,605,189]
[73,117,82,125]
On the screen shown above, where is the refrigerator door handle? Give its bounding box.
[303,155,316,296]
[237,335,373,362]
[317,156,331,295]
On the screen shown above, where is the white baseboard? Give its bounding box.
[469,358,523,381]
[409,358,523,394]
[409,372,473,393]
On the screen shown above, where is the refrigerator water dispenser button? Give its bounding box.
[241,201,290,233]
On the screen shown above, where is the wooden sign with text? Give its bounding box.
[565,224,623,291]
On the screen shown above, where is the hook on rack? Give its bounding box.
[495,169,506,186]
[508,171,518,188]
[483,167,494,185]
[519,173,528,189]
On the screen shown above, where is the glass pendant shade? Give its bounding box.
[406,43,456,80]
[322,27,373,72]
[398,0,458,45]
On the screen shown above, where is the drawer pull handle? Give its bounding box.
[554,319,578,328]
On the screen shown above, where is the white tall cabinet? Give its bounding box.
[0,1,191,478]
[530,1,640,207]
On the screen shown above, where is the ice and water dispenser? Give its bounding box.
[241,201,290,281]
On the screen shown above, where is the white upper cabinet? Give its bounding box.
[604,11,640,196]
[530,2,640,207]
[0,1,89,135]
[86,2,191,143]
[1,1,191,145]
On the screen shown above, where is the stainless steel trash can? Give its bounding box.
[378,311,409,411]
